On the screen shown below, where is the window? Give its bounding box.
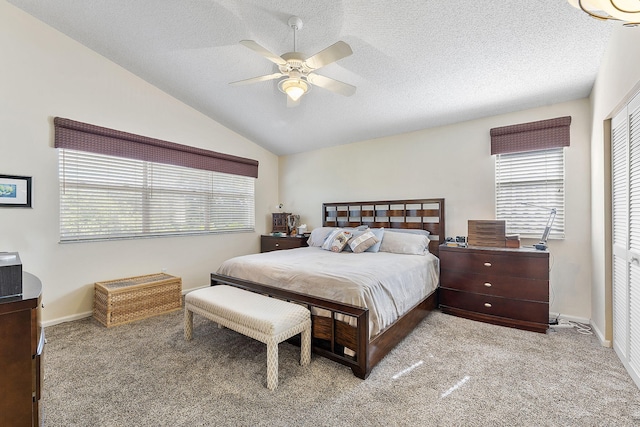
[59,150,255,242]
[54,117,258,242]
[495,148,565,238]
[491,116,570,239]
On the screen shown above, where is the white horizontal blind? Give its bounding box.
[59,149,254,242]
[495,147,565,238]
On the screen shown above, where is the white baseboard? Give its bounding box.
[590,321,612,348]
[43,311,93,328]
[42,284,208,328]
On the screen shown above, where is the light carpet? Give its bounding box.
[42,309,640,426]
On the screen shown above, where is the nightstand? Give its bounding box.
[261,235,308,253]
[439,245,549,333]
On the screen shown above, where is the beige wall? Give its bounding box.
[280,99,594,321]
[0,2,279,324]
[589,26,640,344]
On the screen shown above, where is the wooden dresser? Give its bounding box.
[261,235,308,253]
[439,245,549,333]
[0,272,44,426]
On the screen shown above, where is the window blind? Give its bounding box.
[495,148,565,238]
[59,149,255,242]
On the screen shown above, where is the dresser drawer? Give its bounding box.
[440,288,548,324]
[439,249,548,280]
[440,268,548,302]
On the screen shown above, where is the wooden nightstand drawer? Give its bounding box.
[261,235,308,253]
[440,289,548,324]
[440,249,548,280]
[440,269,548,302]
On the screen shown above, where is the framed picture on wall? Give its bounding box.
[0,175,32,208]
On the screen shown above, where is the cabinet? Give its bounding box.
[261,235,308,253]
[439,245,549,333]
[0,272,44,426]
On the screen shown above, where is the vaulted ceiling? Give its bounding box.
[9,0,615,155]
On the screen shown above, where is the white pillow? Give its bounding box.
[379,231,430,255]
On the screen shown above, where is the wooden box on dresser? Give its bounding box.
[439,245,549,333]
[0,272,44,426]
[260,235,308,253]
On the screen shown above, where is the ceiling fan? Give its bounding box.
[230,16,356,107]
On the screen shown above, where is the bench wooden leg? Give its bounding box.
[184,308,193,341]
[266,339,278,391]
[301,327,311,366]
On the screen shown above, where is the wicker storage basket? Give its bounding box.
[94,273,182,327]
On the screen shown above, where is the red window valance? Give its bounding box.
[54,117,259,178]
[490,116,571,155]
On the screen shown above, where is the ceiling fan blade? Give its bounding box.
[307,73,356,97]
[229,73,284,86]
[239,40,287,66]
[304,41,353,70]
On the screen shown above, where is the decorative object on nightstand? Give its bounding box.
[286,214,300,235]
[467,220,506,247]
[272,212,291,233]
[439,244,549,333]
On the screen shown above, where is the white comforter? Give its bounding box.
[216,247,439,338]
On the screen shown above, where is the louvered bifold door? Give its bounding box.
[627,92,640,384]
[613,91,640,389]
[612,104,629,362]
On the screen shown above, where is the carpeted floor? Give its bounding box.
[42,309,640,426]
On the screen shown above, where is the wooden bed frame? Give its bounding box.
[211,198,445,379]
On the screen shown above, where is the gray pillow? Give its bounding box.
[379,231,430,255]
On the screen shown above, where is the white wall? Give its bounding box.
[589,26,640,344]
[0,2,279,324]
[280,99,594,320]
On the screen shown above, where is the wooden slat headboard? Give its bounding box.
[322,198,445,256]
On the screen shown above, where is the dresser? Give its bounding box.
[261,235,308,253]
[439,245,549,333]
[0,272,44,426]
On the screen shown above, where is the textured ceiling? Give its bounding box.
[9,0,614,156]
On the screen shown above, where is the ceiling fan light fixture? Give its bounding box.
[279,78,309,101]
[568,0,640,25]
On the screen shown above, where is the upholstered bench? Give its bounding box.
[184,285,311,390]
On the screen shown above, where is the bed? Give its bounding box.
[210,198,445,379]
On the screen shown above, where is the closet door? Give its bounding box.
[628,93,640,380]
[613,91,640,387]
[612,103,629,362]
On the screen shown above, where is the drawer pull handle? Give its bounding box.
[484,303,492,308]
[275,243,280,247]
[484,282,492,287]
[483,262,492,267]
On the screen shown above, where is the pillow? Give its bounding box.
[348,230,380,253]
[321,229,344,250]
[365,228,385,253]
[328,230,353,252]
[379,231,430,255]
[343,229,367,252]
[308,227,338,247]
[385,228,430,237]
